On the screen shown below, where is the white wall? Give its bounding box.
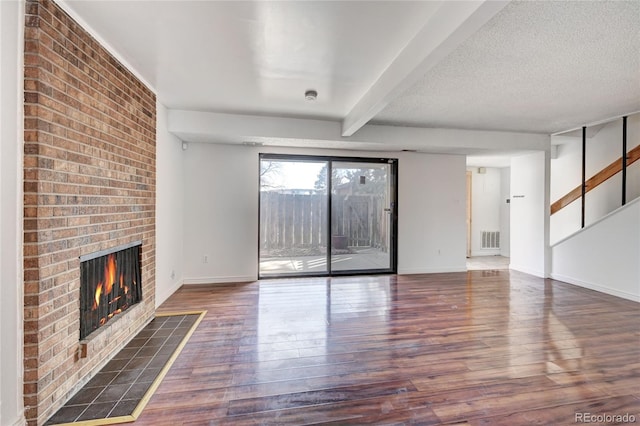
[399,153,466,273]
[0,0,25,424]
[510,151,549,277]
[182,144,467,283]
[182,143,260,283]
[500,167,511,257]
[467,167,502,256]
[155,101,185,307]
[551,114,640,243]
[550,137,583,244]
[551,198,640,302]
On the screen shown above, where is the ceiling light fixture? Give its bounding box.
[305,89,318,101]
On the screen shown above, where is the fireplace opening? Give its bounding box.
[80,242,142,340]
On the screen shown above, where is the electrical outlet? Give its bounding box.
[203,255,209,264]
[170,270,175,279]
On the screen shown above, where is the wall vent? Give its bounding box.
[481,231,500,249]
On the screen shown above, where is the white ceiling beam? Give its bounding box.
[168,109,548,154]
[340,0,509,137]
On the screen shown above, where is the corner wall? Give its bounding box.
[500,167,511,257]
[155,101,184,306]
[510,151,549,277]
[1,1,26,424]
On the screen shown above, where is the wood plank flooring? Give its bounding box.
[130,271,640,425]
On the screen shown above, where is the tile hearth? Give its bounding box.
[46,312,204,425]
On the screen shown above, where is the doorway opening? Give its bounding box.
[259,154,398,278]
[465,166,511,271]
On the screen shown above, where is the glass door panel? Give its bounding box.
[259,158,328,277]
[331,161,394,273]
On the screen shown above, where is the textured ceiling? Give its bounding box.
[372,0,640,134]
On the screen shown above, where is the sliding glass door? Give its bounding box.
[259,158,329,276]
[259,155,397,278]
[331,161,393,272]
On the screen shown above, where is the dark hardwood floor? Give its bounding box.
[131,271,640,425]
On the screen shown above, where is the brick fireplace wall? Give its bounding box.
[23,0,156,424]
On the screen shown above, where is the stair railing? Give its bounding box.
[551,116,639,224]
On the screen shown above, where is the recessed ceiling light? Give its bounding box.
[305,89,318,101]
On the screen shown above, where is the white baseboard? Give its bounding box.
[183,275,257,285]
[550,273,640,302]
[509,264,545,278]
[398,266,467,275]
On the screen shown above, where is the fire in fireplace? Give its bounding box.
[79,242,142,340]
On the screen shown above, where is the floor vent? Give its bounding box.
[481,231,500,249]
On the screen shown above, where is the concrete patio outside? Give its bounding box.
[260,252,510,275]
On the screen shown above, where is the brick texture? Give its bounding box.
[23,1,156,424]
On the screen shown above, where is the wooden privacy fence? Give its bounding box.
[260,192,389,252]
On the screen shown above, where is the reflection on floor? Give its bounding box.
[136,272,640,424]
[262,253,510,275]
[260,247,390,275]
[466,255,509,270]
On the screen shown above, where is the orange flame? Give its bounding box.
[93,282,103,310]
[91,253,128,325]
[105,254,117,295]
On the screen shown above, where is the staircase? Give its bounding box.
[550,113,640,302]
